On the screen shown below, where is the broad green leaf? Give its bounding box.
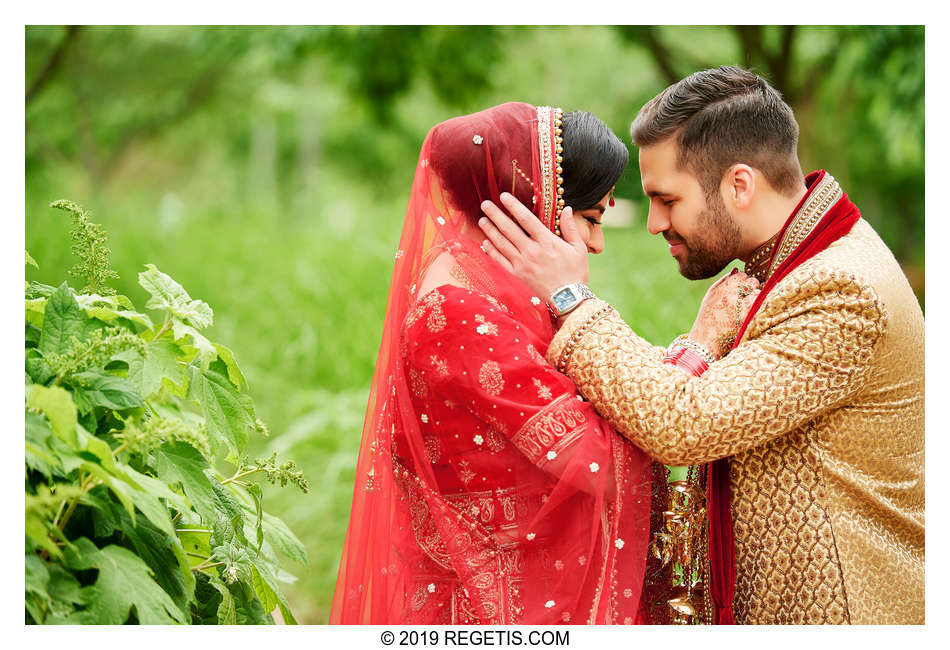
[26,597,45,624]
[190,368,256,457]
[246,483,264,551]
[26,297,46,328]
[25,508,64,560]
[154,442,217,524]
[81,463,137,523]
[138,264,213,328]
[26,322,42,350]
[178,530,212,569]
[69,368,143,413]
[76,293,154,328]
[25,411,61,479]
[172,320,216,367]
[26,281,57,299]
[25,349,54,386]
[64,539,188,624]
[251,557,298,624]
[250,565,278,615]
[212,343,248,391]
[83,489,120,538]
[74,423,117,473]
[190,572,224,625]
[210,577,237,625]
[38,283,100,357]
[209,484,247,545]
[25,553,51,623]
[25,553,50,598]
[26,250,39,268]
[229,581,272,624]
[92,494,196,617]
[27,384,78,447]
[42,563,86,623]
[86,306,155,329]
[112,463,189,538]
[118,338,185,400]
[260,511,308,566]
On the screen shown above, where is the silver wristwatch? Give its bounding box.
[548,283,595,318]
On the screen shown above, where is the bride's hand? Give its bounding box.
[687,270,760,360]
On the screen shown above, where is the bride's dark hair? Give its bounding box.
[561,111,628,210]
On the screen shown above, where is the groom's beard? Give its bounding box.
[668,194,742,281]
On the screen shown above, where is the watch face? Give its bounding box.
[551,287,576,311]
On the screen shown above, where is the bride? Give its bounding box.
[331,102,729,624]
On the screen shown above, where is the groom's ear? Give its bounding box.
[724,164,756,211]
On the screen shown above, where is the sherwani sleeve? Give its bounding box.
[546,270,888,466]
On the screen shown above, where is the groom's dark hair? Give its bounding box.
[631,66,804,198]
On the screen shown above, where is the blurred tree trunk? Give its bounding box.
[25,25,79,106]
[248,115,278,208]
[615,26,852,108]
[294,109,320,219]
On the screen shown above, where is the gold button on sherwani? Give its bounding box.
[548,189,924,624]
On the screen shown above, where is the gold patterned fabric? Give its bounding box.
[548,218,924,624]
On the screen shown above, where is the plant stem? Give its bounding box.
[153,317,172,340]
[176,528,211,534]
[51,497,69,530]
[220,468,260,485]
[55,473,99,534]
[192,561,226,572]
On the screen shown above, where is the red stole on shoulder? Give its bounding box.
[706,171,861,624]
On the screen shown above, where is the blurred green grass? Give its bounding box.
[26,187,716,623]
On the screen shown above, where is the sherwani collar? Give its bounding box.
[743,171,844,284]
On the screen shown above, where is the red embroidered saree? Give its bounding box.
[330,103,653,624]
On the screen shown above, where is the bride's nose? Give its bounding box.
[587,229,605,254]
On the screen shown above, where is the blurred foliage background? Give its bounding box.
[25,25,924,624]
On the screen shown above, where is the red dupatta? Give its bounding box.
[330,103,653,624]
[707,170,861,624]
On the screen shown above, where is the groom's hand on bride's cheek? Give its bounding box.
[478,193,590,298]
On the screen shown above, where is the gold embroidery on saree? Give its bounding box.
[536,106,556,230]
[511,393,588,464]
[478,360,505,396]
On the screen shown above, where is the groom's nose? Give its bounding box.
[646,203,669,236]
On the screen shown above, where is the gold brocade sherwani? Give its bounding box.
[547,208,924,623]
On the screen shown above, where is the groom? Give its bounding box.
[478,66,924,624]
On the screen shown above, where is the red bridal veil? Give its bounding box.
[330,102,655,624]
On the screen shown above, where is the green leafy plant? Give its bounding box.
[25,200,309,624]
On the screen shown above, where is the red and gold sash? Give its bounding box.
[707,170,861,624]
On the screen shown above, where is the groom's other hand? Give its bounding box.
[478,192,590,298]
